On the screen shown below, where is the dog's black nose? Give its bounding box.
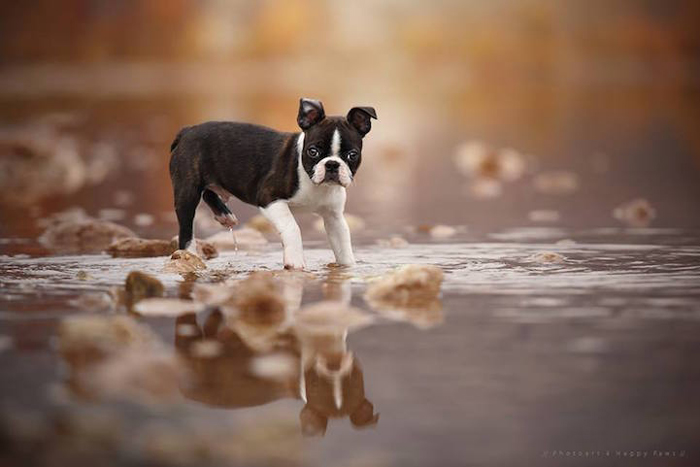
[325,160,340,171]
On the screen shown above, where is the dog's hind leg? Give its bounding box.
[174,184,202,251]
[202,189,238,228]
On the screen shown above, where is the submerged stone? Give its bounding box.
[107,237,176,258]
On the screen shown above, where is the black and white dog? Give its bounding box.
[169,98,377,269]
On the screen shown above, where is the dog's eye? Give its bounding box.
[346,150,359,162]
[307,147,320,158]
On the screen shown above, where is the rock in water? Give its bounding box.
[164,250,207,274]
[125,271,164,306]
[107,238,176,258]
[39,219,136,254]
[169,237,219,259]
[613,198,656,227]
[365,264,444,307]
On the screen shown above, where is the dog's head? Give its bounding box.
[296,98,377,187]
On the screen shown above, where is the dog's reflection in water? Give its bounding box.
[174,272,378,437]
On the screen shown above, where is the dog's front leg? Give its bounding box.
[260,201,305,270]
[320,209,356,266]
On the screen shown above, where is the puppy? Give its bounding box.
[169,98,376,269]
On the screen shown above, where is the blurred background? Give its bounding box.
[1,0,700,241]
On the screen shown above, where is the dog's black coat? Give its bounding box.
[169,99,376,250]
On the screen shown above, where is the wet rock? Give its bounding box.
[453,141,526,181]
[613,198,656,227]
[170,237,219,259]
[245,214,276,234]
[108,238,176,258]
[233,272,286,326]
[76,270,91,281]
[133,298,205,317]
[164,250,207,274]
[376,236,409,248]
[125,271,164,305]
[39,218,137,254]
[58,315,159,367]
[205,228,268,251]
[365,265,444,307]
[528,251,566,264]
[533,171,579,195]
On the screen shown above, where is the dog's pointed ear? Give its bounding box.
[346,107,377,137]
[297,98,326,130]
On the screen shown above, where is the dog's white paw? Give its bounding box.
[283,254,306,270]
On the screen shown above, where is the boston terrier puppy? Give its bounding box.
[169,98,377,269]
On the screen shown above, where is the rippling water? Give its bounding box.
[1,226,699,466]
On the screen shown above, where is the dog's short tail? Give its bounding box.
[170,126,190,152]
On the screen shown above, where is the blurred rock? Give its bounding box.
[429,224,456,239]
[113,190,135,207]
[125,271,164,305]
[0,335,13,353]
[533,171,579,195]
[467,178,503,199]
[39,218,136,254]
[613,198,656,227]
[189,339,223,359]
[90,348,183,405]
[134,213,155,226]
[36,206,90,228]
[453,141,526,181]
[245,214,276,234]
[313,214,365,233]
[97,208,127,222]
[134,298,205,317]
[365,265,444,308]
[528,252,566,263]
[164,250,207,274]
[205,228,268,251]
[170,237,219,259]
[68,292,115,311]
[108,238,176,258]
[376,236,409,248]
[528,210,561,223]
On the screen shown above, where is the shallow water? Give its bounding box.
[1,227,699,466]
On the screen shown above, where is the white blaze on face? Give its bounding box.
[312,128,353,186]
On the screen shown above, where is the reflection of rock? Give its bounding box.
[133,298,205,317]
[107,238,176,258]
[205,228,268,251]
[58,315,158,368]
[233,272,286,326]
[294,301,374,336]
[39,218,136,254]
[170,237,218,259]
[164,250,207,273]
[613,198,656,227]
[125,271,164,306]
